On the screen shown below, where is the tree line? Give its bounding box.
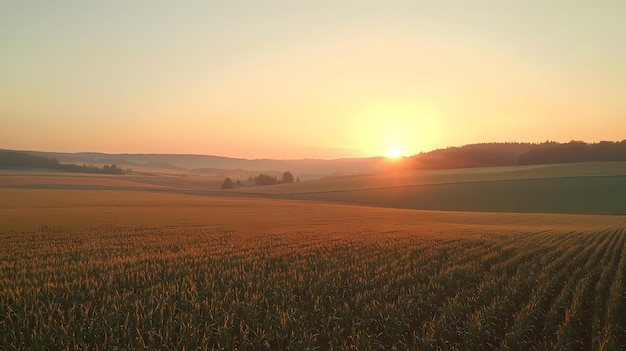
[407,140,626,170]
[517,140,626,165]
[0,150,127,175]
[221,171,298,189]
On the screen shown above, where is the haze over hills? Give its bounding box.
[2,149,386,177]
[2,140,626,177]
[3,141,626,215]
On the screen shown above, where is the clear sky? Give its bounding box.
[2,1,625,159]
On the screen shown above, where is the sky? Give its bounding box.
[2,1,625,159]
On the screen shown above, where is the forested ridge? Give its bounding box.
[408,140,626,170]
[0,150,125,174]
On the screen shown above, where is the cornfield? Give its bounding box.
[1,224,625,350]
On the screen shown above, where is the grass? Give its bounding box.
[226,162,626,215]
[277,175,626,215]
[233,161,626,195]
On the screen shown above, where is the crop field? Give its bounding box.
[1,223,625,350]
[1,187,626,350]
[1,172,626,350]
[0,170,223,192]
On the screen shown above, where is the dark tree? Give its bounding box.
[0,151,59,169]
[221,177,233,189]
[517,140,626,165]
[102,164,123,174]
[0,151,125,175]
[282,171,294,183]
[254,174,277,186]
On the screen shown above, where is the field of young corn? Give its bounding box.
[1,224,625,350]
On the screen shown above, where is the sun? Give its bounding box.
[386,147,401,159]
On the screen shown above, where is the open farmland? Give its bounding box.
[1,188,626,350]
[236,162,626,215]
[234,162,626,195]
[279,176,626,215]
[0,170,225,192]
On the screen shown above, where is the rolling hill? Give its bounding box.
[13,150,385,178]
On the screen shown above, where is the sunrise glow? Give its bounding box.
[2,2,625,159]
[386,148,401,159]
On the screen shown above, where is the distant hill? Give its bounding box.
[408,142,535,169]
[407,141,626,170]
[4,140,625,176]
[0,150,125,174]
[10,150,386,177]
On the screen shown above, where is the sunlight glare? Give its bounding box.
[386,147,401,158]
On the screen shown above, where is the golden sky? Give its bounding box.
[2,1,625,159]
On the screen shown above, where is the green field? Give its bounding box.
[274,175,626,214]
[234,162,626,194]
[1,164,626,349]
[236,162,626,215]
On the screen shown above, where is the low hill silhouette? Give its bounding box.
[517,140,626,165]
[0,150,125,174]
[408,142,535,169]
[407,141,626,170]
[22,151,385,176]
[3,140,626,175]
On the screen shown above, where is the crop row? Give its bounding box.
[1,225,625,350]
